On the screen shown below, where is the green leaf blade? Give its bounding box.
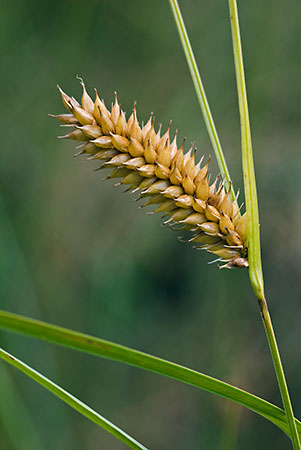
[168,0,237,203]
[0,347,148,450]
[228,0,264,298]
[0,309,300,439]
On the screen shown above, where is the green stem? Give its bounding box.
[0,309,300,439]
[0,347,148,450]
[259,297,301,450]
[228,1,300,449]
[168,0,236,202]
[228,0,263,298]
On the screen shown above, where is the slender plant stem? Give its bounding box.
[259,298,301,450]
[0,347,148,450]
[168,0,236,202]
[228,1,300,449]
[0,309,300,438]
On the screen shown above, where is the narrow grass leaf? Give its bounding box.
[0,347,148,450]
[227,0,263,297]
[168,0,236,203]
[0,309,300,438]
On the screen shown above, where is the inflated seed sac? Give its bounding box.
[51,80,248,269]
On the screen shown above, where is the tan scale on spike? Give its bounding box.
[51,81,248,269]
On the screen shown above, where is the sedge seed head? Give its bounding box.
[51,80,248,268]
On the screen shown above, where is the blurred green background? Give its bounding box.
[0,0,300,448]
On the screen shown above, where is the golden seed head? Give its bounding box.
[51,81,248,268]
